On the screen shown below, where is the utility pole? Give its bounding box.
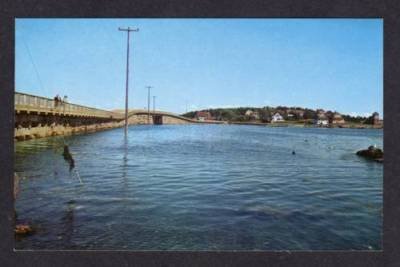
[153,95,156,113]
[146,86,152,124]
[118,26,139,135]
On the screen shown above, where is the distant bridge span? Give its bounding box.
[124,109,222,125]
[128,109,196,122]
[14,92,221,140]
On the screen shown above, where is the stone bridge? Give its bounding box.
[14,92,220,140]
[125,109,201,125]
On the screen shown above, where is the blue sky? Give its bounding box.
[15,19,383,116]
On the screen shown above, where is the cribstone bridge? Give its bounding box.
[14,92,218,140]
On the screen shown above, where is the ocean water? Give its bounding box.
[14,124,383,250]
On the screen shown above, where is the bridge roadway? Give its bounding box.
[14,92,222,140]
[14,91,212,123]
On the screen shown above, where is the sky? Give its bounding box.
[15,19,383,116]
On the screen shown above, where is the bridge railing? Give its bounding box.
[15,92,124,119]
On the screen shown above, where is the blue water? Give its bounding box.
[14,124,383,250]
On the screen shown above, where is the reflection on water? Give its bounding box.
[15,125,383,250]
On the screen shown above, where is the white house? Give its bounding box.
[272,112,284,122]
[316,119,329,126]
[245,110,254,116]
[315,113,329,126]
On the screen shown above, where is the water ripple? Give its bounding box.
[15,125,382,250]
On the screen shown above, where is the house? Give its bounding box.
[195,111,211,121]
[272,112,284,122]
[330,113,345,125]
[315,113,329,126]
[245,109,260,120]
[245,110,254,116]
[286,110,298,120]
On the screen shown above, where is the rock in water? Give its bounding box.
[356,146,383,163]
[15,224,34,236]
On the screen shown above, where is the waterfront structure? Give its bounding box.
[195,111,212,121]
[272,112,284,122]
[330,113,345,125]
[286,112,296,120]
[315,113,329,126]
[245,110,259,120]
[245,110,253,116]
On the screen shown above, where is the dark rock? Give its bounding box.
[356,146,383,163]
[15,224,35,236]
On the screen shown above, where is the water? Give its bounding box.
[14,124,383,250]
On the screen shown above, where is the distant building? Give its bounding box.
[315,113,329,126]
[272,112,284,122]
[245,109,260,120]
[330,113,345,125]
[250,111,259,120]
[245,110,254,116]
[195,111,211,121]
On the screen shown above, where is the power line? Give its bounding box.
[22,38,46,93]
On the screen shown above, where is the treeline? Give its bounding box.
[182,106,369,123]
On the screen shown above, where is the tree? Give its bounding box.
[259,108,271,122]
[363,115,375,125]
[182,111,196,118]
[303,109,316,120]
[221,109,235,121]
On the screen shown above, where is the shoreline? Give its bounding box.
[14,120,383,143]
[226,121,383,129]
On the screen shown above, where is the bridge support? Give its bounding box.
[153,115,163,125]
[14,111,124,141]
